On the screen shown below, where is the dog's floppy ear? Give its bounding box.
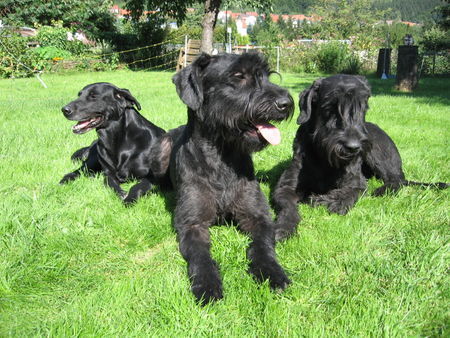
[172,53,212,111]
[297,78,321,125]
[356,75,372,96]
[114,88,142,111]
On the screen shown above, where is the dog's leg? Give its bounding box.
[71,140,98,162]
[60,144,101,184]
[236,187,291,290]
[175,190,223,305]
[123,178,153,205]
[104,175,127,199]
[272,160,301,241]
[310,185,365,215]
[362,122,407,196]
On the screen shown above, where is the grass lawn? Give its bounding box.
[0,69,449,336]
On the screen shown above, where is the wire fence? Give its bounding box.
[0,31,186,84]
[1,30,448,90]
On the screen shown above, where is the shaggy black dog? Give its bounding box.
[170,53,294,304]
[273,74,448,240]
[60,82,167,204]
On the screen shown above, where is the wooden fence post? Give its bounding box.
[396,45,419,91]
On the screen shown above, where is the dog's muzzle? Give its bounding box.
[61,105,105,134]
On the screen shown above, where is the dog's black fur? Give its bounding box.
[273,74,449,240]
[60,82,168,204]
[170,53,294,304]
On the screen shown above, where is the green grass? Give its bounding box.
[0,70,449,336]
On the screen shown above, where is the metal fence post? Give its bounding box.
[276,46,280,73]
[184,35,188,67]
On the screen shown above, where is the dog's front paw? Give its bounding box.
[310,194,349,215]
[59,172,79,184]
[327,201,350,215]
[191,269,223,305]
[249,258,291,290]
[275,227,296,242]
[122,193,136,205]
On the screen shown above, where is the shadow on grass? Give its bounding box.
[257,159,292,206]
[364,75,450,107]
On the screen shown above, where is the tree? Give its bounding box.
[0,0,115,40]
[310,0,387,39]
[421,0,450,52]
[125,0,272,53]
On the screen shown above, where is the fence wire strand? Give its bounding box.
[0,32,184,79]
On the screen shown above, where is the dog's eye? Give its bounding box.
[89,93,97,99]
[233,72,245,80]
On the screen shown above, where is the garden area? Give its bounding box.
[1,0,449,336]
[0,69,449,336]
[1,0,449,77]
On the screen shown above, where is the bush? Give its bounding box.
[0,31,40,78]
[315,41,350,73]
[341,53,363,74]
[31,46,72,60]
[277,43,319,73]
[36,24,88,55]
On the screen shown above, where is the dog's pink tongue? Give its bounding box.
[72,120,90,132]
[256,123,281,145]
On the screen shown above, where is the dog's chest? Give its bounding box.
[178,144,253,211]
[300,154,363,194]
[98,139,150,181]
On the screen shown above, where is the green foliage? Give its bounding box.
[36,24,89,55]
[250,17,282,46]
[379,22,422,48]
[420,52,450,76]
[311,0,387,40]
[125,0,273,52]
[235,34,250,45]
[433,0,450,30]
[277,43,319,73]
[0,0,116,41]
[372,0,442,23]
[36,25,68,49]
[31,46,72,60]
[109,16,171,69]
[0,30,39,78]
[315,41,350,73]
[271,0,313,14]
[341,52,363,74]
[421,26,450,51]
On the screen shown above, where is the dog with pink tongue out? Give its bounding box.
[164,52,294,305]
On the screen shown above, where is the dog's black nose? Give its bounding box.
[62,106,72,116]
[344,140,361,152]
[275,97,292,111]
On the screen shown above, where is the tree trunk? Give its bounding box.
[200,0,221,54]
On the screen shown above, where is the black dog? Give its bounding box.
[60,82,166,204]
[273,74,448,240]
[170,53,294,304]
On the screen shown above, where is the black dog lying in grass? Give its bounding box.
[170,53,293,304]
[273,74,449,240]
[60,82,167,204]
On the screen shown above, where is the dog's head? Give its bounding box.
[61,82,141,134]
[298,74,371,167]
[172,53,294,152]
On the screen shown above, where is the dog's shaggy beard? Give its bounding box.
[312,123,371,169]
[312,127,353,168]
[201,88,293,154]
